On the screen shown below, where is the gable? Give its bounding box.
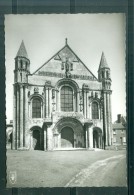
[33,45,97,81]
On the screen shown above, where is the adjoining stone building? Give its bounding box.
[112,114,126,147]
[12,39,112,151]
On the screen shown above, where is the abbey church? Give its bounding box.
[12,39,112,151]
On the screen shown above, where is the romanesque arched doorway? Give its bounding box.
[6,128,13,149]
[93,127,102,148]
[31,126,44,150]
[61,127,74,148]
[53,117,84,149]
[33,130,40,150]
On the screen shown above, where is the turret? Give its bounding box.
[14,40,30,83]
[98,52,111,90]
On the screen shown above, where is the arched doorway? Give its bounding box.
[93,127,102,148]
[61,127,74,148]
[31,126,44,150]
[6,129,13,149]
[9,132,12,145]
[33,130,40,150]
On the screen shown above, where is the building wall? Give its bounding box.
[113,129,126,146]
[12,42,112,151]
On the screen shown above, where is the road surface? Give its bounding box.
[7,150,127,187]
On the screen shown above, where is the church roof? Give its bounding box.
[112,123,125,130]
[98,52,109,70]
[33,40,98,81]
[16,40,28,59]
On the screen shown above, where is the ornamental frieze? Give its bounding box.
[28,119,44,124]
[38,71,95,81]
[52,112,84,122]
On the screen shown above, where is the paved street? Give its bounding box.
[6,150,127,187]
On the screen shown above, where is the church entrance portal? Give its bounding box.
[53,118,85,149]
[31,126,44,150]
[61,127,74,148]
[93,127,102,148]
[33,130,40,150]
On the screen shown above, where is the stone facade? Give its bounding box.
[12,40,112,151]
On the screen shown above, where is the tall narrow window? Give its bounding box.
[92,102,99,119]
[32,98,41,118]
[20,73,22,82]
[70,63,73,71]
[20,60,23,69]
[102,71,104,79]
[106,71,109,78]
[61,86,73,112]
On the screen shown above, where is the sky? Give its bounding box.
[5,14,126,123]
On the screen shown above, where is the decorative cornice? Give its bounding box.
[38,71,95,81]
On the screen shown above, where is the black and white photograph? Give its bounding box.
[5,14,127,187]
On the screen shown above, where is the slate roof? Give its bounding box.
[98,52,109,70]
[112,123,125,130]
[16,40,28,59]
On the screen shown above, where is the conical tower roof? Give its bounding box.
[16,40,28,59]
[98,52,109,70]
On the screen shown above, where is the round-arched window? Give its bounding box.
[60,86,73,112]
[32,98,41,118]
[92,102,99,119]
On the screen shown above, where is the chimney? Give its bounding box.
[117,114,121,123]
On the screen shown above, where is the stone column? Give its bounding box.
[24,85,29,148]
[85,123,93,148]
[83,90,86,118]
[109,92,113,145]
[89,126,93,148]
[46,123,53,150]
[89,104,91,119]
[106,92,112,146]
[12,84,17,149]
[45,87,49,118]
[109,92,112,145]
[79,90,83,114]
[56,90,60,112]
[107,93,110,145]
[23,86,25,148]
[87,127,89,147]
[77,91,80,112]
[48,88,50,117]
[19,85,23,148]
[84,126,88,148]
[48,88,52,118]
[44,130,47,151]
[86,91,88,118]
[104,92,108,146]
[16,85,20,148]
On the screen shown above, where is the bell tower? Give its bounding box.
[98,52,111,90]
[98,52,112,147]
[14,40,30,83]
[12,41,30,150]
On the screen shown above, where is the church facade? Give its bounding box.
[12,40,112,151]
